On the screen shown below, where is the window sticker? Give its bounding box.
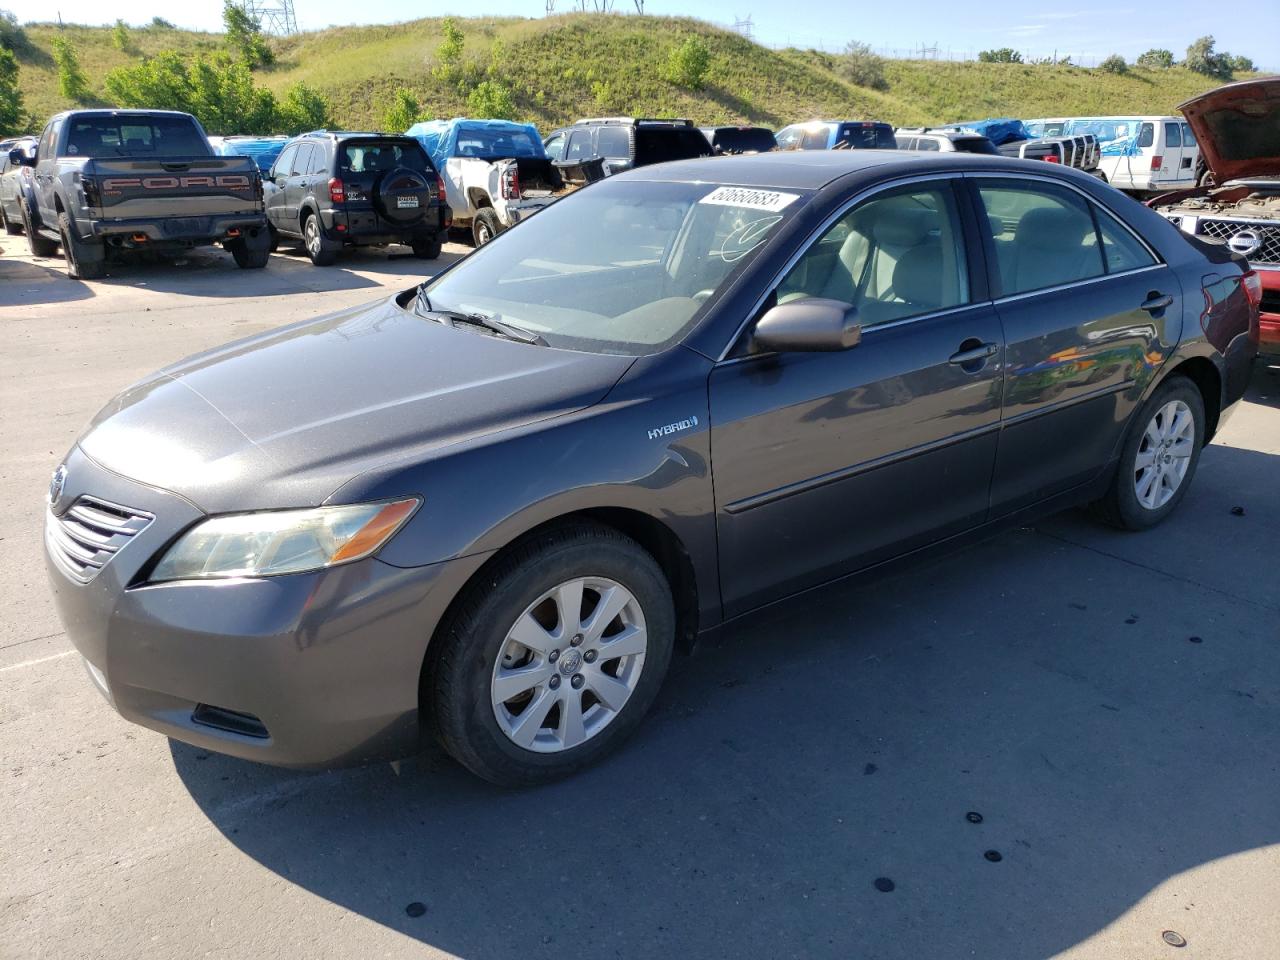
[699,186,799,213]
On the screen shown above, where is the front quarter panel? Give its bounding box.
[329,347,722,626]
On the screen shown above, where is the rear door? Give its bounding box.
[282,143,314,225]
[1180,122,1199,183]
[1157,121,1184,188]
[266,142,298,231]
[971,175,1178,515]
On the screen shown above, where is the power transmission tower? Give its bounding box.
[732,14,754,39]
[235,0,298,36]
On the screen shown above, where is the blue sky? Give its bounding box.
[40,0,1278,68]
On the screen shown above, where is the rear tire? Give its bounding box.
[303,212,339,266]
[58,211,106,280]
[1,204,20,235]
[24,204,58,257]
[472,208,502,247]
[411,234,442,260]
[430,524,675,786]
[1092,375,1205,531]
[227,228,271,269]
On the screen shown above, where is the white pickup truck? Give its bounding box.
[407,118,600,246]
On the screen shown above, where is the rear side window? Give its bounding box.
[340,141,431,174]
[288,144,314,176]
[1181,123,1196,145]
[712,128,776,154]
[954,137,999,156]
[1095,206,1156,273]
[634,128,711,165]
[777,184,970,327]
[1137,123,1155,149]
[800,126,831,150]
[596,126,630,160]
[838,124,895,149]
[1164,122,1182,148]
[977,181,1105,296]
[60,116,210,158]
[564,130,593,161]
[308,144,329,174]
[916,137,940,152]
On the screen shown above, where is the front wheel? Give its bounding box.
[1092,375,1205,530]
[1,204,20,235]
[22,205,58,257]
[430,524,675,786]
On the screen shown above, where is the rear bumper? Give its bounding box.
[322,204,451,244]
[87,213,268,246]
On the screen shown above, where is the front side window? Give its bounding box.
[800,126,831,150]
[978,181,1105,296]
[776,184,969,327]
[564,130,593,161]
[544,134,565,161]
[423,180,805,355]
[775,125,804,151]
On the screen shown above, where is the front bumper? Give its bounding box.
[44,445,488,767]
[87,213,268,246]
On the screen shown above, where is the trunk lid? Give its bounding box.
[84,155,262,218]
[1180,78,1280,183]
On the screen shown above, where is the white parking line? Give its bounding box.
[0,650,76,673]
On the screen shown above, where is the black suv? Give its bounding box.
[265,131,451,266]
[542,117,713,176]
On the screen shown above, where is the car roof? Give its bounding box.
[614,149,1092,190]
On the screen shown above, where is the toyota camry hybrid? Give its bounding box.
[44,150,1260,785]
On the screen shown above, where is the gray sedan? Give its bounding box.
[44,150,1260,784]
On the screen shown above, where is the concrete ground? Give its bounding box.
[1,235,1278,960]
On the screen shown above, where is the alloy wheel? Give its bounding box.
[1134,399,1194,510]
[305,217,320,255]
[490,577,648,753]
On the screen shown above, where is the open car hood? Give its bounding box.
[1180,77,1280,182]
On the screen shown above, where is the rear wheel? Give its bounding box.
[430,524,675,786]
[58,211,106,280]
[472,208,502,247]
[1,204,20,235]
[411,234,442,260]
[303,213,338,266]
[23,205,58,257]
[1092,375,1205,530]
[227,228,271,269]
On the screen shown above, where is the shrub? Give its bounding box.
[52,36,89,102]
[1135,48,1174,69]
[467,79,515,120]
[437,17,464,65]
[978,48,1023,64]
[0,9,28,53]
[1227,54,1255,74]
[111,19,130,51]
[222,1,274,69]
[0,47,23,135]
[839,41,886,90]
[278,82,330,133]
[1098,54,1127,74]
[383,88,427,133]
[149,17,175,29]
[1184,36,1231,79]
[663,36,711,90]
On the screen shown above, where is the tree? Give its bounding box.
[0,47,24,136]
[467,80,515,120]
[1135,48,1174,69]
[978,48,1023,64]
[111,19,130,51]
[1184,36,1231,79]
[105,51,198,114]
[1227,54,1255,74]
[662,36,711,90]
[383,88,427,133]
[278,82,330,134]
[1098,54,1127,74]
[52,36,89,102]
[149,17,175,29]
[839,40,887,90]
[0,9,29,53]
[222,1,274,69]
[437,17,464,65]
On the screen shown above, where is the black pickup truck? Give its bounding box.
[13,109,270,278]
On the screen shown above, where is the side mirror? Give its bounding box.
[752,298,861,353]
[10,148,34,167]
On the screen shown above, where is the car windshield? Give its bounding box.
[61,116,211,158]
[421,179,807,356]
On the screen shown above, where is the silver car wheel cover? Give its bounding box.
[491,576,647,754]
[1134,399,1194,510]
[305,217,320,254]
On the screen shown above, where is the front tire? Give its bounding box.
[22,205,58,257]
[1093,375,1205,530]
[430,524,675,786]
[58,210,106,280]
[1,204,20,235]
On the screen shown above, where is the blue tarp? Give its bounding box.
[214,137,289,173]
[1059,118,1144,157]
[949,118,1032,146]
[405,118,546,171]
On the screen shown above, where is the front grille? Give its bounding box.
[45,496,153,583]
[1165,215,1183,229]
[1196,218,1280,265]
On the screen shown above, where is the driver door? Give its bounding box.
[709,180,1005,617]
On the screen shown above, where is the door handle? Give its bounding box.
[948,341,999,366]
[1140,293,1174,313]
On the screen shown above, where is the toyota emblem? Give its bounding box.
[1227,229,1262,257]
[48,464,67,507]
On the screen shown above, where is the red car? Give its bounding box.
[1151,77,1278,355]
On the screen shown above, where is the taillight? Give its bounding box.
[1150,156,1163,171]
[1042,155,1060,163]
[435,173,446,199]
[1241,270,1263,308]
[328,177,345,204]
[500,166,519,201]
[81,177,101,207]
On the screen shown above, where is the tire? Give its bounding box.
[472,208,502,247]
[227,228,271,269]
[430,523,675,786]
[58,210,106,280]
[23,205,58,257]
[411,234,442,260]
[267,223,280,253]
[302,212,339,266]
[1,204,19,235]
[1092,375,1205,531]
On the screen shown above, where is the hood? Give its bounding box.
[78,296,633,514]
[1180,77,1280,182]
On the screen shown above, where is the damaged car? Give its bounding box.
[1152,77,1280,355]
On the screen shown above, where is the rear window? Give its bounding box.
[710,128,777,154]
[837,124,895,149]
[452,127,545,161]
[634,127,713,166]
[340,140,433,174]
[953,137,999,155]
[61,115,210,158]
[596,126,630,160]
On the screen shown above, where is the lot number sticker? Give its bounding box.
[699,187,799,213]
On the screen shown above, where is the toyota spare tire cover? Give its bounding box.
[375,167,431,224]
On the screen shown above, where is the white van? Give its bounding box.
[1025,116,1199,193]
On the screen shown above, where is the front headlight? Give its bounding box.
[150,498,419,582]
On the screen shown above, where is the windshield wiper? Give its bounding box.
[413,288,547,346]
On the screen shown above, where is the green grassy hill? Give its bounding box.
[12,14,1242,134]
